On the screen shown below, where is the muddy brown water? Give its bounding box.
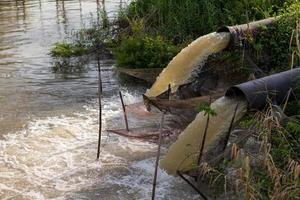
[0,0,199,199]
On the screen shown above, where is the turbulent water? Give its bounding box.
[160,97,247,175]
[0,0,199,199]
[0,93,199,199]
[145,32,231,97]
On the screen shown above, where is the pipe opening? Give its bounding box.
[225,68,300,110]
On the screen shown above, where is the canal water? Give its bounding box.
[0,0,199,199]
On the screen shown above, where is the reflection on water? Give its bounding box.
[0,0,199,199]
[0,0,124,134]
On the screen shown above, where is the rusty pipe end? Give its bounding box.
[217,17,276,50]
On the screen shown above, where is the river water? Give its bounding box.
[0,0,198,199]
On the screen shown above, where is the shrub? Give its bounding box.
[251,2,300,71]
[50,10,112,58]
[115,34,179,68]
[124,0,289,43]
[50,43,88,58]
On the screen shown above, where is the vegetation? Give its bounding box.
[196,102,300,199]
[250,2,300,72]
[125,0,289,43]
[115,34,179,69]
[50,10,111,59]
[196,102,217,116]
[48,1,300,199]
[50,42,88,58]
[113,0,293,69]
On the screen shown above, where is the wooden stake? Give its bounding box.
[197,97,212,166]
[119,91,129,132]
[96,55,102,160]
[167,84,171,100]
[222,103,239,151]
[177,171,208,200]
[151,112,165,200]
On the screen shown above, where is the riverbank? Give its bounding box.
[0,1,203,199]
[48,0,299,199]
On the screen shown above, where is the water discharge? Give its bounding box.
[0,93,199,199]
[0,0,200,199]
[160,97,247,175]
[145,32,231,97]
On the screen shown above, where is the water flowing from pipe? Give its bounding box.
[145,32,231,97]
[160,97,247,175]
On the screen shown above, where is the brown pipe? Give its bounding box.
[217,17,275,49]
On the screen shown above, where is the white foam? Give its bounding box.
[0,91,198,199]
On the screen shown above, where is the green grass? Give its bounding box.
[250,2,300,71]
[115,34,179,69]
[123,0,290,43]
[50,42,89,58]
[114,0,295,69]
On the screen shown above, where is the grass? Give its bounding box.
[48,1,300,198]
[50,43,89,58]
[114,0,296,69]
[124,0,289,43]
[50,10,111,59]
[196,102,300,199]
[112,18,181,69]
[249,2,300,72]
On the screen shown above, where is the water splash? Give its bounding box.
[160,97,247,175]
[0,91,199,199]
[145,32,230,97]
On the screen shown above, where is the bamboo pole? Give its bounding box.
[177,171,208,200]
[197,97,212,166]
[119,91,129,131]
[96,55,102,160]
[151,112,165,200]
[167,84,171,100]
[222,103,239,151]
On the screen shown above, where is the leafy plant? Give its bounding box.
[251,2,300,71]
[50,43,89,58]
[115,34,179,69]
[196,102,217,116]
[123,0,288,43]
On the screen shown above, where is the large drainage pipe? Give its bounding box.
[217,17,275,49]
[226,68,300,110]
[160,68,299,176]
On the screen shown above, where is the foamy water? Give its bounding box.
[0,0,202,197]
[0,91,199,199]
[145,32,231,97]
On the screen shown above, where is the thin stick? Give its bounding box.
[96,55,102,160]
[151,112,165,200]
[283,88,292,112]
[97,55,103,93]
[222,103,239,151]
[177,171,208,200]
[197,97,212,166]
[119,91,129,131]
[167,84,171,100]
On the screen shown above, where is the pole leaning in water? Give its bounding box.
[119,91,129,131]
[97,55,103,160]
[151,112,165,200]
